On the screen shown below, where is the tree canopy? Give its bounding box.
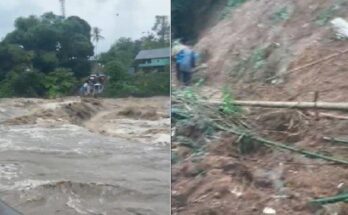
[0,12,170,98]
[99,16,170,97]
[0,12,93,98]
[172,0,221,42]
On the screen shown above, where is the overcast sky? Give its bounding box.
[0,0,170,54]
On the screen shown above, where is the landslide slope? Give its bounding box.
[195,0,348,102]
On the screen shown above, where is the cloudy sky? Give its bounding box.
[0,0,170,54]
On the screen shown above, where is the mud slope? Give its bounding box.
[195,0,348,102]
[172,1,348,214]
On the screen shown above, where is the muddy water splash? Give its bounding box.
[0,123,170,215]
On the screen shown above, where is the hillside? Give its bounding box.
[194,0,348,102]
[172,1,348,214]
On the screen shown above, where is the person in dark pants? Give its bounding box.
[178,47,197,86]
[175,49,184,82]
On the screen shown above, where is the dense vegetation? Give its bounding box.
[172,0,248,42]
[0,12,93,98]
[99,15,170,97]
[0,13,170,98]
[172,0,220,42]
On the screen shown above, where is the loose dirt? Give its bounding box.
[172,0,348,214]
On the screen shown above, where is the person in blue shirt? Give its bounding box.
[175,49,184,82]
[177,47,198,86]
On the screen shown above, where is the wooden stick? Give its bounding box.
[288,49,348,73]
[208,100,348,111]
[307,112,348,120]
[323,136,348,144]
[314,91,319,121]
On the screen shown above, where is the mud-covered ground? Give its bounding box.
[0,96,170,215]
[172,93,348,215]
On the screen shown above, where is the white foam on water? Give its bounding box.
[153,133,170,145]
[0,179,53,191]
[0,163,20,181]
[67,193,104,215]
[0,138,13,150]
[66,195,88,215]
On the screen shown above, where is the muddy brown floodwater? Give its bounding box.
[0,97,171,215]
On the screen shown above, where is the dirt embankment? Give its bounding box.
[194,0,348,102]
[172,106,348,214]
[173,0,348,214]
[1,96,170,145]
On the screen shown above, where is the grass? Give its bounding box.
[250,48,267,70]
[172,85,246,162]
[272,7,290,23]
[315,4,340,26]
[220,0,248,20]
[231,47,267,78]
[221,86,242,115]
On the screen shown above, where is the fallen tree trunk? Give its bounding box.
[209,100,348,111]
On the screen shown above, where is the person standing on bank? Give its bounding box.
[178,46,198,86]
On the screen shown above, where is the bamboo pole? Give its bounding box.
[211,123,348,165]
[208,100,348,111]
[323,136,348,144]
[288,49,348,73]
[310,193,348,205]
[255,137,348,165]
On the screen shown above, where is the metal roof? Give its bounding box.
[135,48,170,60]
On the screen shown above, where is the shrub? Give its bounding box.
[43,68,77,98]
[220,0,248,20]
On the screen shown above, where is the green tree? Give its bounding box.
[3,12,94,78]
[152,16,170,45]
[0,12,94,98]
[92,27,105,59]
[43,68,77,98]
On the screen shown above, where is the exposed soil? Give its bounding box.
[172,106,348,214]
[172,0,348,214]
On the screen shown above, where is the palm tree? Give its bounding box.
[92,27,104,59]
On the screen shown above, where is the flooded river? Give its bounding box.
[0,98,170,215]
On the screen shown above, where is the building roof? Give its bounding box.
[135,48,170,60]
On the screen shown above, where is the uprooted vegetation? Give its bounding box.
[172,87,348,214]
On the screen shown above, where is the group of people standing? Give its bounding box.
[173,41,199,86]
[80,73,106,97]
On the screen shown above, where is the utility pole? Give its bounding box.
[59,0,66,18]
